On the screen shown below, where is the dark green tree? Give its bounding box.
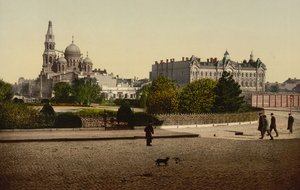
[117,101,134,126]
[146,76,179,114]
[179,79,217,113]
[72,78,101,106]
[213,71,244,113]
[53,82,72,103]
[269,84,279,92]
[40,102,55,116]
[0,79,13,102]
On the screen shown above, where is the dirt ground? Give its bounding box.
[1,137,300,190]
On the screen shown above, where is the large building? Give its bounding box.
[150,51,267,92]
[15,21,146,101]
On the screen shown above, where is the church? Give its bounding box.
[38,21,94,98]
[15,21,145,101]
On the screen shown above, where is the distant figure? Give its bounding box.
[287,113,294,134]
[144,123,154,146]
[258,113,264,139]
[270,113,279,137]
[260,115,274,140]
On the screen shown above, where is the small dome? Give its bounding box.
[83,56,92,64]
[65,43,81,57]
[58,56,67,64]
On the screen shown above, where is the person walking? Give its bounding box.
[260,115,274,140]
[144,123,154,146]
[258,113,264,139]
[270,113,279,137]
[287,113,294,134]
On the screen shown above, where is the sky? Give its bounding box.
[0,0,299,84]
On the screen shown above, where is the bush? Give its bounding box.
[117,102,134,126]
[40,103,55,115]
[54,113,82,128]
[0,102,40,129]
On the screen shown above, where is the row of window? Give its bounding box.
[191,71,264,78]
[240,81,263,87]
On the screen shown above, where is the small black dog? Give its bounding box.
[155,157,170,166]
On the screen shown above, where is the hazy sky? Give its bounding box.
[0,0,299,84]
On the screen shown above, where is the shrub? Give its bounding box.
[0,102,39,129]
[117,102,134,126]
[40,103,55,116]
[54,113,82,128]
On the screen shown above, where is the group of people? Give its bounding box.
[258,112,294,140]
[144,112,295,146]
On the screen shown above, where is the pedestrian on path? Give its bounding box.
[258,113,264,139]
[260,115,274,140]
[144,123,154,146]
[270,113,279,137]
[287,113,294,134]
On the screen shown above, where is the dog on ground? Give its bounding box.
[155,157,170,166]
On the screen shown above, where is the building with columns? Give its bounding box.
[150,51,267,92]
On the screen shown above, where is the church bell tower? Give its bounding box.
[42,21,56,73]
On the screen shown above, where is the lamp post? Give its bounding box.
[290,95,294,114]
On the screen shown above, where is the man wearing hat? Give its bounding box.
[270,113,279,137]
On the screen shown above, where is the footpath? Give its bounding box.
[0,128,199,143]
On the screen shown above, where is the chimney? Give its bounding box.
[166,59,169,63]
[160,60,163,64]
[186,57,189,61]
[182,57,184,61]
[210,58,213,63]
[207,58,209,62]
[155,61,158,64]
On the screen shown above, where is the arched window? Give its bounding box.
[241,81,244,86]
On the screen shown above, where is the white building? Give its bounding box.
[150,51,267,92]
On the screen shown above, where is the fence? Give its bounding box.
[251,93,300,108]
[155,111,262,126]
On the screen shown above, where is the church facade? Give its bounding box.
[15,21,146,101]
[150,51,267,92]
[37,21,94,98]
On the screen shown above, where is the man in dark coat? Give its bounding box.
[287,113,294,134]
[260,115,274,140]
[258,113,264,139]
[270,113,279,137]
[144,123,154,146]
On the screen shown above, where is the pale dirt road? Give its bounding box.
[0,108,299,190]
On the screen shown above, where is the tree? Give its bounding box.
[179,79,217,113]
[269,84,279,92]
[146,76,179,114]
[72,78,101,106]
[0,79,13,102]
[53,82,72,103]
[116,101,134,126]
[137,83,151,108]
[213,71,244,113]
